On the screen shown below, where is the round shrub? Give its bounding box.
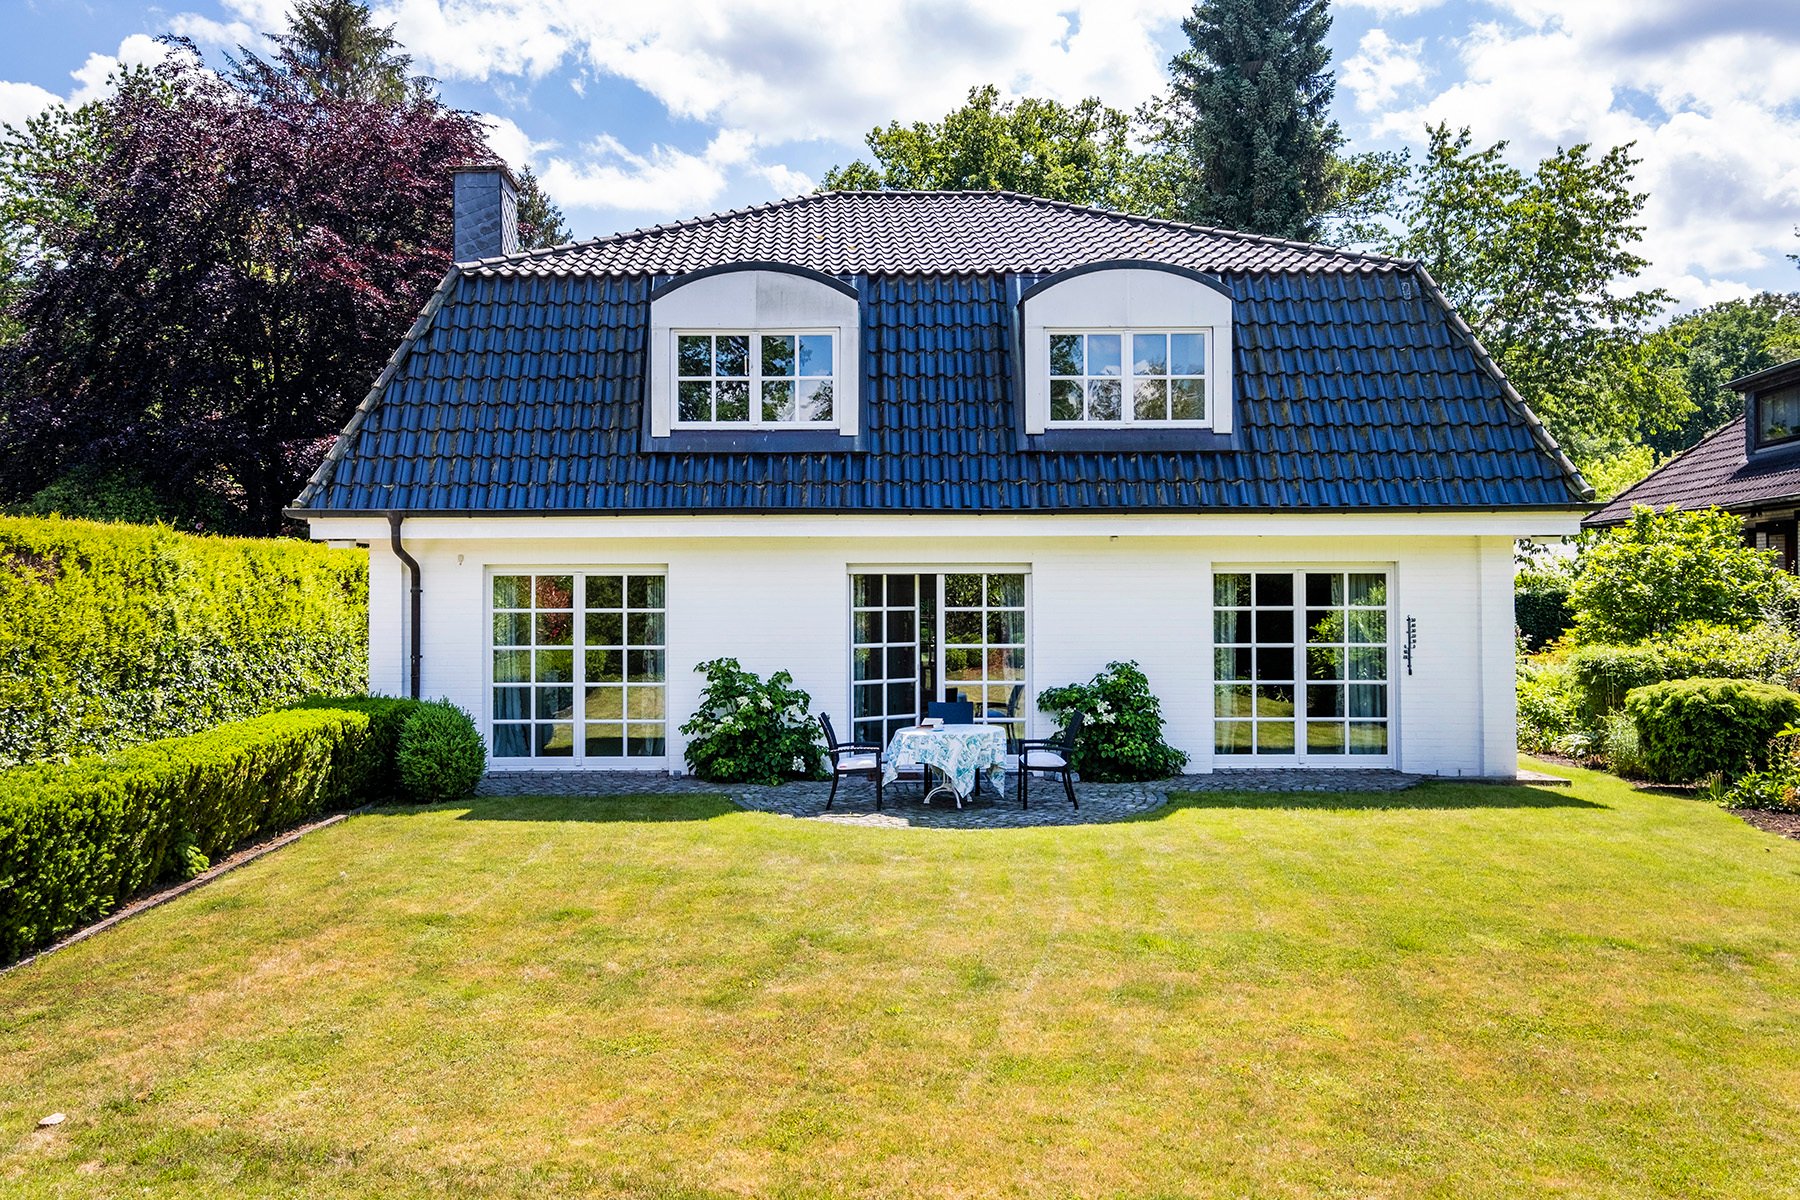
[680,657,825,785]
[1623,678,1800,784]
[396,700,486,802]
[1037,661,1187,782]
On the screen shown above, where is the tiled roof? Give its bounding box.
[461,190,1410,278]
[1584,414,1800,525]
[294,250,1589,513]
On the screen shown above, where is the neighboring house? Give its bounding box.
[1584,358,1800,569]
[291,166,1590,778]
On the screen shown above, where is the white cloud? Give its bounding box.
[1337,0,1448,14]
[0,34,177,130]
[1365,0,1800,309]
[1341,30,1426,111]
[755,162,816,197]
[0,80,59,130]
[538,129,758,213]
[480,113,553,172]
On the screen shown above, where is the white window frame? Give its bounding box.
[1207,564,1397,769]
[672,328,838,430]
[1046,327,1211,428]
[485,565,669,769]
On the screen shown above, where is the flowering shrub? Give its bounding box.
[680,658,827,785]
[1724,723,1800,813]
[1037,661,1187,782]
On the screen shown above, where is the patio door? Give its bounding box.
[850,571,1027,749]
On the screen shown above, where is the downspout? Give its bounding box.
[387,512,422,699]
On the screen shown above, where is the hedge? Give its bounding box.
[0,515,368,767]
[1515,569,1574,650]
[1567,643,1669,725]
[0,707,380,963]
[1623,678,1800,784]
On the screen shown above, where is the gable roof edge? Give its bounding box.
[1410,264,1594,503]
[1582,414,1751,526]
[290,265,464,513]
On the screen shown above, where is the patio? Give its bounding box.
[477,768,1423,828]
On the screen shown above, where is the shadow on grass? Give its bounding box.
[1167,783,1607,812]
[452,794,741,823]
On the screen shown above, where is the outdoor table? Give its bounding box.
[882,723,1008,808]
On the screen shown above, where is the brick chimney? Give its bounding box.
[452,165,519,261]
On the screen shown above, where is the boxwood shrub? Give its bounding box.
[1623,678,1800,784]
[0,707,380,963]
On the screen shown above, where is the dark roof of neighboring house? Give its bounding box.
[1585,413,1800,525]
[292,191,1591,516]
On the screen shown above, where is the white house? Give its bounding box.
[291,169,1590,778]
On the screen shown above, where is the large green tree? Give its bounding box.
[820,85,1182,217]
[1634,294,1800,456]
[238,0,415,104]
[515,164,571,249]
[1384,125,1669,464]
[1168,0,1341,239]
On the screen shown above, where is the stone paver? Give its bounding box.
[477,767,1420,829]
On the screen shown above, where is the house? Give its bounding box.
[1583,358,1800,569]
[290,166,1590,778]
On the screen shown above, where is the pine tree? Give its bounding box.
[239,0,415,104]
[514,165,571,249]
[1170,0,1341,240]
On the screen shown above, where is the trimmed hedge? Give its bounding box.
[1624,678,1800,784]
[396,700,487,802]
[1515,569,1574,650]
[0,707,379,963]
[0,515,368,767]
[1567,643,1669,725]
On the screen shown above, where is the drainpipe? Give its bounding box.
[387,512,422,699]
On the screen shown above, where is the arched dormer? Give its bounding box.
[647,263,861,444]
[1019,261,1235,438]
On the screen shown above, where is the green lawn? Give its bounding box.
[4,762,1799,1198]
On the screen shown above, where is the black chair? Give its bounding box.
[819,713,882,811]
[1017,711,1084,810]
[927,700,975,724]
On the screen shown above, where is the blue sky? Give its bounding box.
[3,0,1798,312]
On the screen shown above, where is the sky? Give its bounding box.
[2,0,1797,313]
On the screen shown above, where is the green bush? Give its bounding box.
[1567,643,1669,725]
[1515,568,1574,650]
[1598,709,1650,780]
[1624,678,1800,784]
[1516,656,1578,753]
[1723,724,1800,812]
[396,701,486,802]
[291,695,427,798]
[1038,661,1188,781]
[1659,621,1800,688]
[0,707,378,963]
[0,515,368,767]
[680,658,825,785]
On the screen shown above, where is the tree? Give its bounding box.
[1635,294,1800,457]
[820,85,1181,217]
[1570,507,1795,644]
[0,43,492,532]
[239,0,415,104]
[1384,125,1669,464]
[1168,0,1341,239]
[515,164,571,249]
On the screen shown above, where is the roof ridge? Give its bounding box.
[1597,412,1745,515]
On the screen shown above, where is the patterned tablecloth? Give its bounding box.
[883,723,1008,800]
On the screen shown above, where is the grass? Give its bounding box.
[3,759,1799,1198]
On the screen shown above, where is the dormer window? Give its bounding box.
[675,332,835,426]
[1020,262,1234,439]
[1048,330,1209,425]
[648,265,860,442]
[1756,383,1800,449]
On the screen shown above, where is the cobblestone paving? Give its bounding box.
[477,768,1421,829]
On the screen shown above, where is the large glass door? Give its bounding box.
[850,571,1027,748]
[1212,569,1391,763]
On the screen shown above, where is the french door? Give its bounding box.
[850,571,1027,749]
[1212,568,1392,763]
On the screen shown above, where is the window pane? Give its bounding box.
[628,611,665,646]
[853,646,880,681]
[628,575,665,610]
[885,610,915,642]
[1213,573,1252,607]
[585,725,624,759]
[987,610,1024,645]
[1760,385,1800,444]
[584,686,624,721]
[762,380,795,422]
[853,611,881,644]
[944,648,980,678]
[1214,609,1251,643]
[1349,610,1387,644]
[1349,723,1389,755]
[1307,722,1346,754]
[1087,334,1121,377]
[1256,720,1295,755]
[536,649,574,683]
[678,381,711,422]
[798,333,833,375]
[587,574,624,609]
[492,687,529,720]
[535,575,574,608]
[1050,333,1083,375]
[627,727,666,757]
[494,650,531,683]
[535,612,573,646]
[1306,646,1344,681]
[887,574,915,605]
[1171,332,1206,375]
[715,380,750,421]
[944,574,982,606]
[1134,378,1169,421]
[1215,684,1252,717]
[887,645,915,677]
[1306,610,1342,644]
[1215,720,1253,754]
[1215,646,1253,681]
[586,612,624,646]
[1306,573,1345,606]
[1132,333,1168,375]
[1350,684,1388,719]
[493,575,530,608]
[1255,685,1297,717]
[987,574,1025,606]
[716,335,749,376]
[887,681,913,712]
[628,687,666,721]
[853,683,882,718]
[677,335,711,376]
[1349,573,1388,607]
[492,724,530,758]
[1254,573,1293,606]
[1307,685,1345,718]
[1256,647,1294,682]
[945,610,981,644]
[1087,378,1122,421]
[800,380,833,422]
[1170,378,1204,420]
[1349,646,1385,681]
[1254,608,1294,644]
[762,334,795,376]
[627,649,664,682]
[992,647,1025,678]
[1050,380,1084,421]
[853,574,883,607]
[536,686,574,720]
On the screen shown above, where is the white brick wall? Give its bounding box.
[358,524,1533,778]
